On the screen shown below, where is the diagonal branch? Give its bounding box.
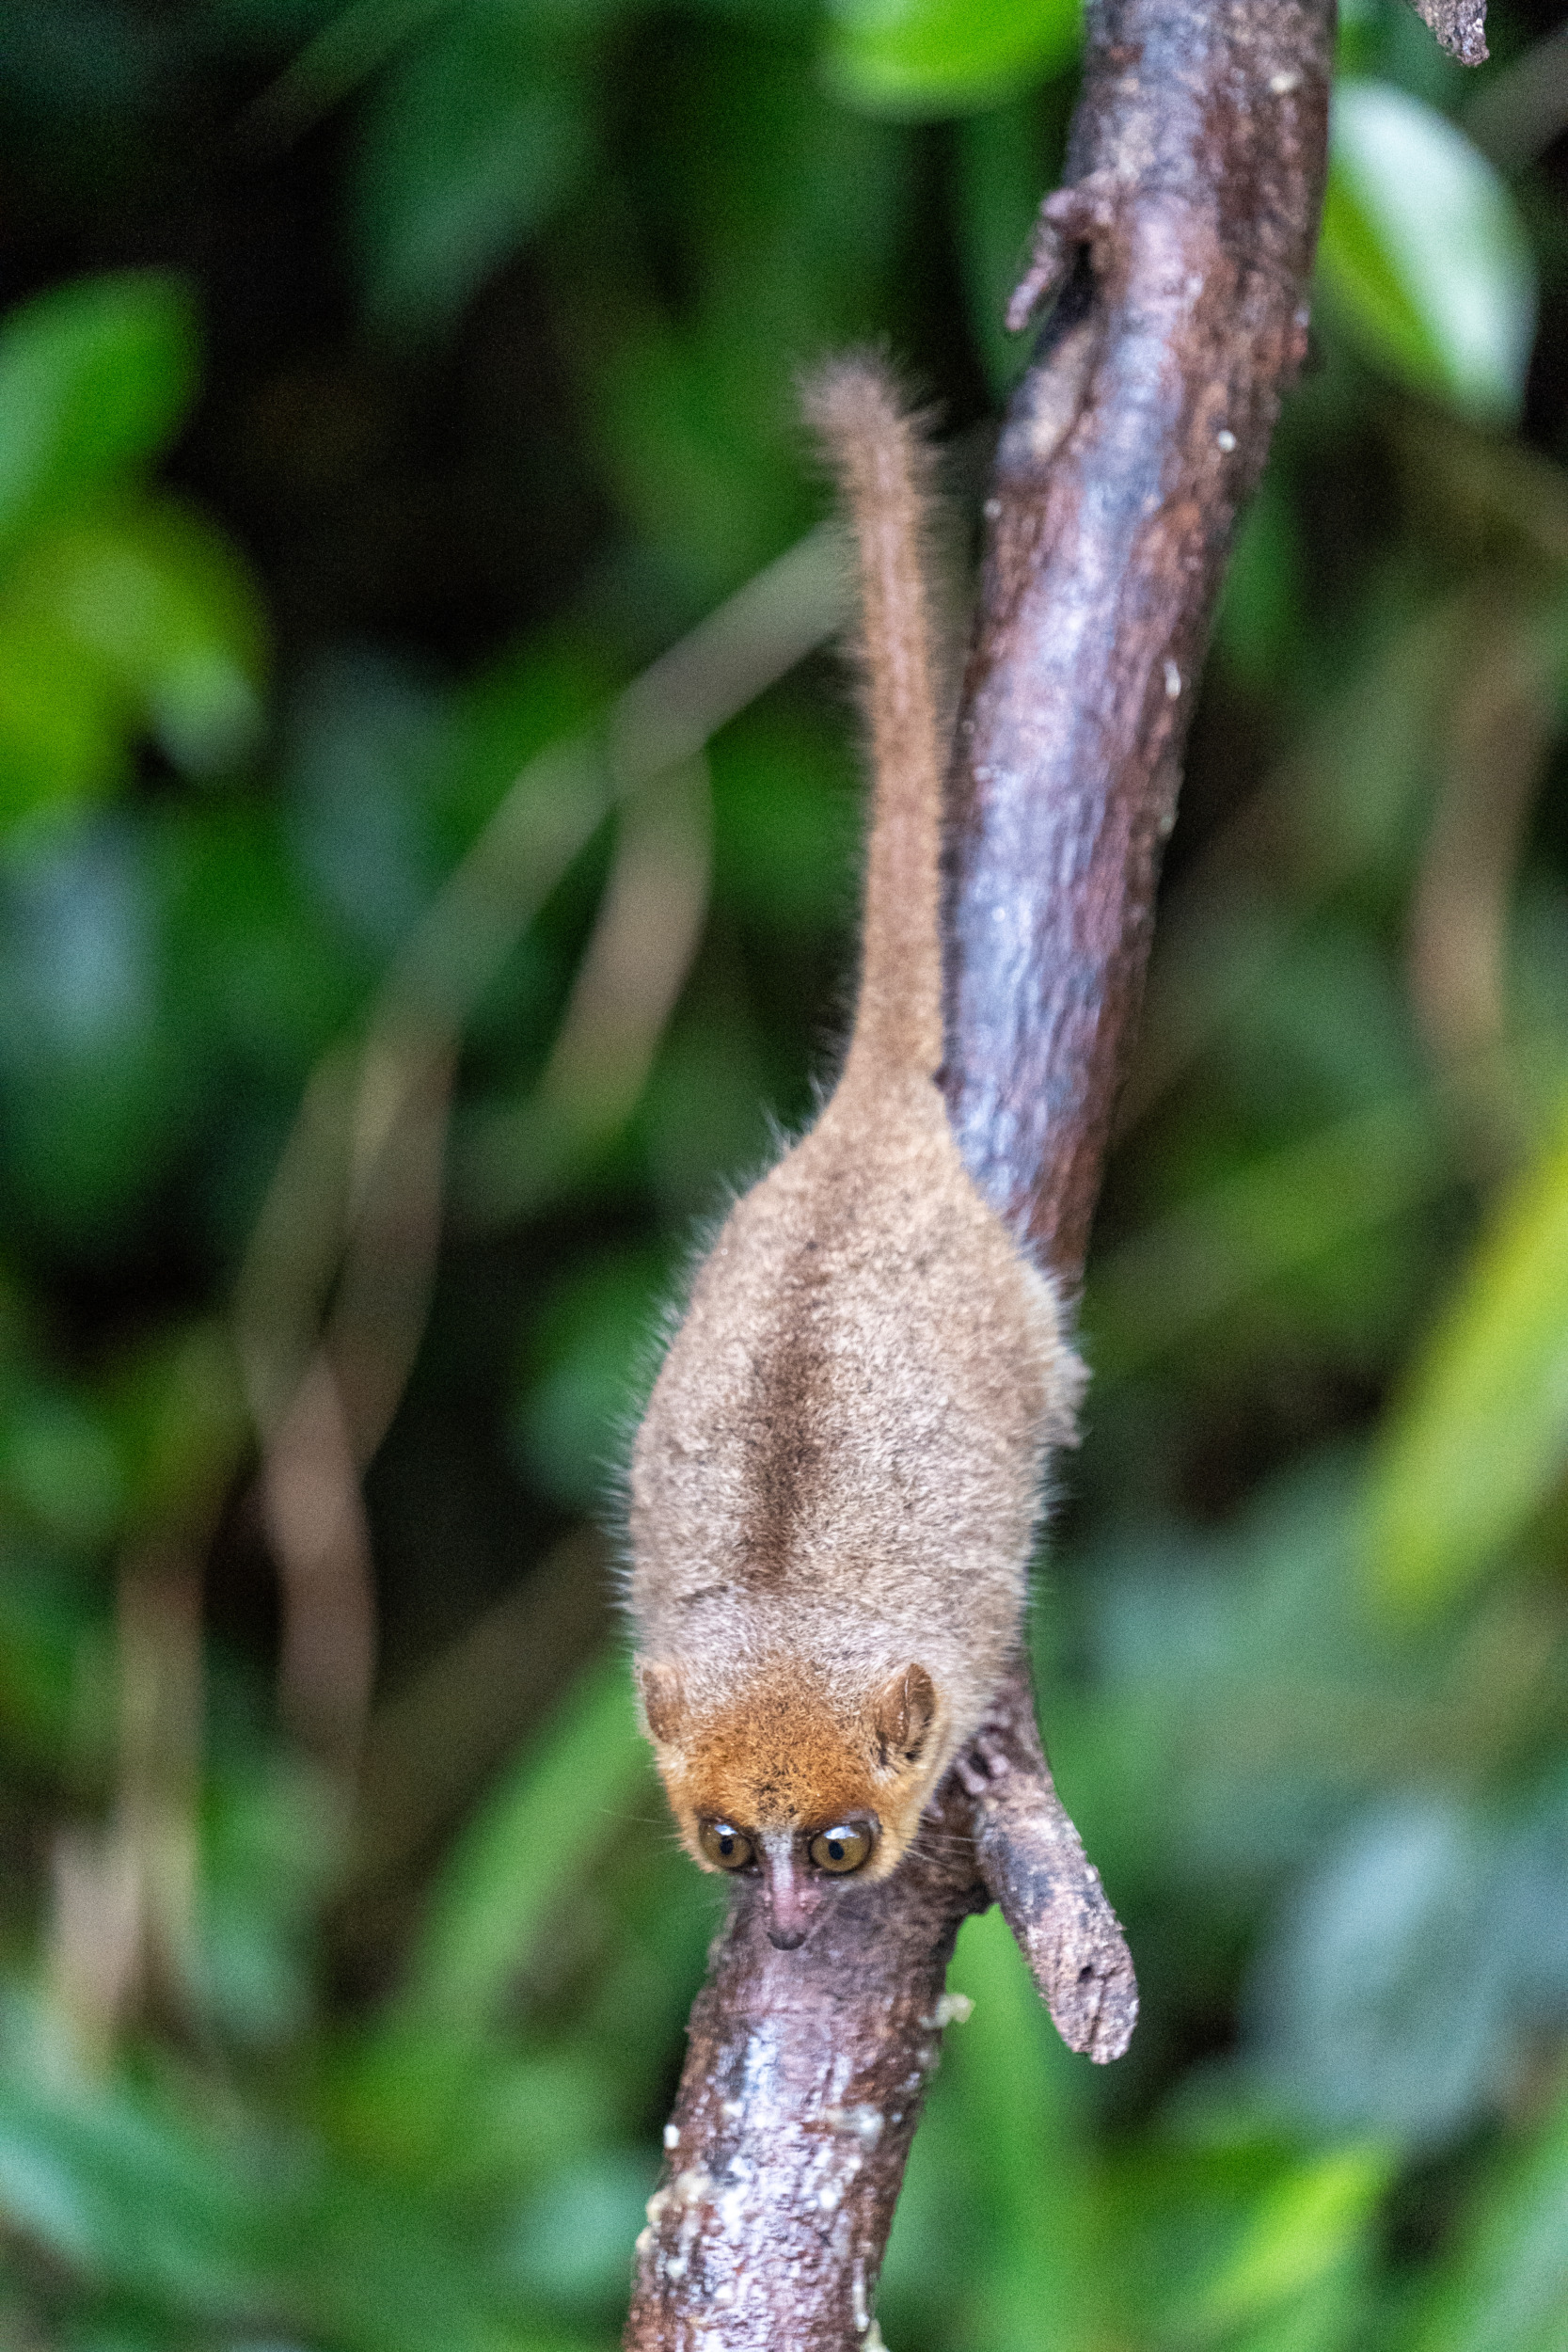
[625,3,1333,2346]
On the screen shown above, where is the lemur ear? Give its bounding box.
[637,1660,685,1744]
[873,1663,937,1766]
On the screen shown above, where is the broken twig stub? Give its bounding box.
[1405,0,1487,65]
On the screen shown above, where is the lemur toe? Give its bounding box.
[955,1728,1010,1796]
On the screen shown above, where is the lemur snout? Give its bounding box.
[760,1836,824,1950]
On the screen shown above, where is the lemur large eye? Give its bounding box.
[809,1822,874,1874]
[699,1820,754,1871]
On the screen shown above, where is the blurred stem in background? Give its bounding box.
[49,1551,203,2060]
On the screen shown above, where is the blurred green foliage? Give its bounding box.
[0,274,265,829]
[1,0,1568,2348]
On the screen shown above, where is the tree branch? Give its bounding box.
[625,4,1333,2344]
[1404,0,1487,66]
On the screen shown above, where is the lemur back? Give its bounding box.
[627,358,1081,1947]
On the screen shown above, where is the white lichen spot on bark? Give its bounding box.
[825,2104,884,2147]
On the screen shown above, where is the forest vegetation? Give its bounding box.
[1,1,1567,2346]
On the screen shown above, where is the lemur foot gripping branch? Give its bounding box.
[625,1,1340,2344]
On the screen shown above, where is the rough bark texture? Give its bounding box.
[624,4,1333,2346]
[625,1665,1131,2352]
[947,1,1331,1280]
[1404,0,1487,63]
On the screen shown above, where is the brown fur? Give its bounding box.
[627,358,1083,1915]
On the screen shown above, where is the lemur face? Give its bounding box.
[636,1659,942,1948]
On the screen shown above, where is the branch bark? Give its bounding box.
[625,4,1333,2345]
[1404,0,1486,65]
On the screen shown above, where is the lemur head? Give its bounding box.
[635,1657,943,1948]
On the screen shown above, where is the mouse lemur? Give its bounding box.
[627,357,1083,1950]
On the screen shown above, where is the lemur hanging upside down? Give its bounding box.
[627,358,1082,1949]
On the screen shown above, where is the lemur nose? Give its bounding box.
[759,1836,817,1951]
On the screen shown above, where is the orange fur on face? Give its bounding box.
[645,1660,944,1883]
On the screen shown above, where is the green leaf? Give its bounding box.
[824,0,1080,117]
[4,501,267,778]
[0,275,199,554]
[1368,1119,1568,1618]
[1322,82,1537,422]
[406,1651,653,2030]
[0,2026,266,2321]
[0,2001,597,2352]
[1411,2083,1568,2352]
[1194,2145,1392,2331]
[353,9,590,336]
[0,610,127,829]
